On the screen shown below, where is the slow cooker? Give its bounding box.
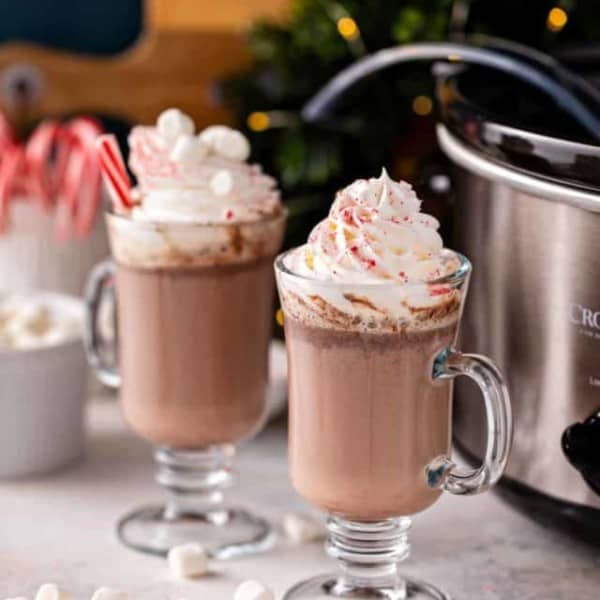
[302,40,600,538]
[436,62,600,537]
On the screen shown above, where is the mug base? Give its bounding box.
[283,574,451,600]
[116,504,274,558]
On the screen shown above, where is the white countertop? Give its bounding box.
[0,396,598,599]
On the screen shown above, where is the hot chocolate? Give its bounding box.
[88,108,285,556]
[117,258,275,448]
[105,109,285,449]
[275,170,512,600]
[285,319,457,519]
[277,170,462,519]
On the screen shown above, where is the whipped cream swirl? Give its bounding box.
[127,108,281,224]
[289,169,451,284]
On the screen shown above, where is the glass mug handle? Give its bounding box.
[84,259,121,389]
[426,348,512,495]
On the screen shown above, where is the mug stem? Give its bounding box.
[282,516,452,600]
[155,445,234,519]
[116,442,274,558]
[326,516,411,594]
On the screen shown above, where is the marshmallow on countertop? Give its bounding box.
[283,511,325,544]
[167,542,209,579]
[157,108,195,143]
[234,580,274,600]
[199,125,250,162]
[34,584,72,600]
[90,589,128,600]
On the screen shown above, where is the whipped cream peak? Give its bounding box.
[289,169,451,284]
[127,108,281,224]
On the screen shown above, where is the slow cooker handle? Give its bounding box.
[562,410,600,496]
[302,42,600,142]
[426,348,513,495]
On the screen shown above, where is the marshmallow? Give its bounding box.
[169,134,209,163]
[90,589,128,600]
[167,542,209,579]
[4,597,28,600]
[197,125,230,148]
[282,512,325,544]
[233,580,274,600]
[0,295,81,350]
[157,108,195,143]
[210,170,235,196]
[34,584,72,600]
[199,126,250,161]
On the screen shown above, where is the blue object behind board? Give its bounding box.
[0,0,143,55]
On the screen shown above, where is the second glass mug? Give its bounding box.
[275,248,512,600]
[85,210,285,557]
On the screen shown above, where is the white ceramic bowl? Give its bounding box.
[0,293,87,478]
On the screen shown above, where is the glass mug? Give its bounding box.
[85,210,285,557]
[275,248,512,600]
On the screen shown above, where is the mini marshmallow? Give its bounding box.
[197,125,229,148]
[199,126,250,161]
[233,580,274,600]
[169,134,209,163]
[210,170,235,196]
[90,588,128,600]
[157,108,195,143]
[34,584,72,600]
[167,542,209,579]
[282,511,325,544]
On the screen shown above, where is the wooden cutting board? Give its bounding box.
[0,0,288,129]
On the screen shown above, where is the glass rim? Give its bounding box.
[105,207,287,230]
[274,247,471,288]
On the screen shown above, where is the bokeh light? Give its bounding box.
[412,95,433,116]
[247,111,270,132]
[547,7,568,32]
[337,17,359,40]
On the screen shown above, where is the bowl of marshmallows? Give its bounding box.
[0,292,86,478]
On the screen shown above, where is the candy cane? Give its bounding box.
[61,117,103,238]
[0,111,108,237]
[0,145,24,233]
[96,134,133,211]
[25,120,61,208]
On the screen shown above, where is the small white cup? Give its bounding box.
[0,293,87,478]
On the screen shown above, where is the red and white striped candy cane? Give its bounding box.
[0,144,24,233]
[96,134,133,212]
[59,117,103,238]
[25,120,61,208]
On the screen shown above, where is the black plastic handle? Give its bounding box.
[302,41,600,142]
[562,409,600,496]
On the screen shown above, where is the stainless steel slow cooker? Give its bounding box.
[302,41,600,535]
[434,62,600,530]
[439,124,600,511]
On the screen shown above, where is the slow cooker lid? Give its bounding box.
[437,64,600,193]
